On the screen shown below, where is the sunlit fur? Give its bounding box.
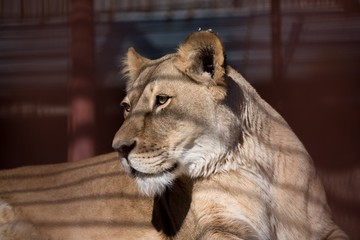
[0,153,160,240]
[112,31,348,239]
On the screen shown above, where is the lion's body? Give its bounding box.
[0,153,159,240]
[1,31,348,240]
[149,68,348,240]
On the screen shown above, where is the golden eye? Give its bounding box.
[156,95,171,106]
[120,101,131,113]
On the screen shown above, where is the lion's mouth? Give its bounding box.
[130,163,178,178]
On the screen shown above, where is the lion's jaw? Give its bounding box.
[117,121,236,197]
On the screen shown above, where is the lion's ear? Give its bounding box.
[174,30,226,96]
[123,47,150,84]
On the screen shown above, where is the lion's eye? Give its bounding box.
[121,102,131,113]
[156,95,171,106]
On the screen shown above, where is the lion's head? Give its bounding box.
[112,31,243,197]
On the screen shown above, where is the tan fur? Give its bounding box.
[113,31,348,239]
[0,200,42,240]
[0,153,160,240]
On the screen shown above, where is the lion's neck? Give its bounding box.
[224,67,309,180]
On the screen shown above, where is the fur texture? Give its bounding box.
[0,200,42,240]
[0,153,160,240]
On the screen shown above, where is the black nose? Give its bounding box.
[113,141,136,159]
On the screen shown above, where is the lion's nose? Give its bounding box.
[113,140,136,159]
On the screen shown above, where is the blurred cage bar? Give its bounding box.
[0,0,344,21]
[0,0,358,157]
[0,0,358,161]
[0,0,70,20]
[0,0,349,162]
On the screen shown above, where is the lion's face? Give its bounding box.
[112,31,241,196]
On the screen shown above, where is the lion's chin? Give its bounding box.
[135,174,175,197]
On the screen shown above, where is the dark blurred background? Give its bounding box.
[0,0,359,238]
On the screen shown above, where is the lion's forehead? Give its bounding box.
[127,63,196,105]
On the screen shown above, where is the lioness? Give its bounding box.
[112,30,348,239]
[0,30,348,240]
